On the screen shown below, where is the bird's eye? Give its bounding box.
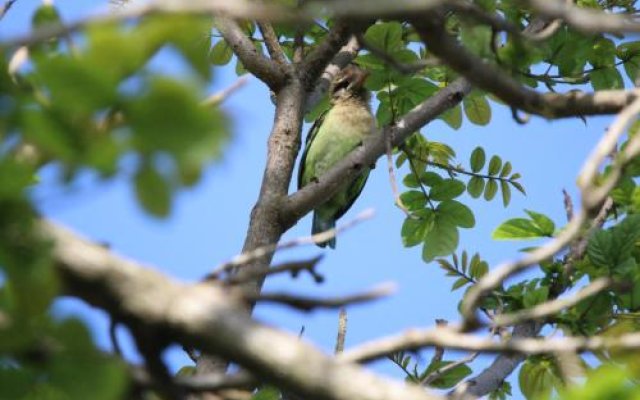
[332,78,350,94]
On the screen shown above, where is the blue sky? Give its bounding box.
[2,1,613,397]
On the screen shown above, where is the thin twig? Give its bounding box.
[201,77,249,107]
[245,282,396,312]
[385,131,410,215]
[218,255,325,284]
[461,95,640,327]
[340,325,640,363]
[0,0,18,21]
[131,367,256,393]
[335,308,348,354]
[356,33,439,74]
[109,318,123,357]
[492,277,613,327]
[562,189,574,222]
[211,208,374,276]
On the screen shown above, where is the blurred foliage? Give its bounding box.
[2,0,640,399]
[1,4,229,399]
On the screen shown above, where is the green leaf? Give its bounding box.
[403,173,420,188]
[401,211,434,247]
[134,164,172,217]
[525,210,555,236]
[252,387,280,400]
[470,259,489,279]
[451,277,469,291]
[467,176,485,198]
[430,179,465,201]
[587,230,613,268]
[519,357,561,400]
[623,55,640,83]
[423,219,459,262]
[523,286,549,308]
[424,361,472,389]
[500,181,511,207]
[492,218,546,240]
[400,190,427,211]
[463,95,491,126]
[500,161,512,178]
[470,147,486,173]
[438,200,475,228]
[484,179,498,201]
[209,40,233,65]
[439,104,463,130]
[420,171,443,187]
[590,67,624,90]
[488,155,502,176]
[510,180,527,195]
[364,22,403,52]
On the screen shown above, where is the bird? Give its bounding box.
[298,65,375,248]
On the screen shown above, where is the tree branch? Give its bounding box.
[215,17,287,90]
[411,16,638,119]
[492,278,613,328]
[524,0,640,34]
[41,220,443,400]
[460,95,640,326]
[257,21,290,68]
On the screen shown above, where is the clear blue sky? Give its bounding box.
[3,1,612,397]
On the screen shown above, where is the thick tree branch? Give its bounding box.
[257,22,290,68]
[411,16,638,119]
[282,78,472,226]
[524,0,640,34]
[42,220,443,400]
[215,17,286,90]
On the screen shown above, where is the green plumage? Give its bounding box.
[298,66,374,248]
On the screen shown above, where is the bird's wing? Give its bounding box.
[333,169,369,221]
[297,109,328,190]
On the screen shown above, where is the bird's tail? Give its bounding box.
[312,213,336,249]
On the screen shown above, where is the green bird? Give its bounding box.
[298,65,375,248]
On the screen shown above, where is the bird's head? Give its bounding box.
[330,64,370,103]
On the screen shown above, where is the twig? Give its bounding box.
[431,319,447,364]
[562,189,574,222]
[526,0,640,35]
[131,367,256,393]
[461,95,640,327]
[385,130,410,215]
[211,208,374,276]
[218,255,325,284]
[341,325,640,363]
[492,277,613,327]
[356,33,439,74]
[109,318,123,357]
[0,0,18,22]
[335,308,348,354]
[201,77,249,107]
[245,282,396,312]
